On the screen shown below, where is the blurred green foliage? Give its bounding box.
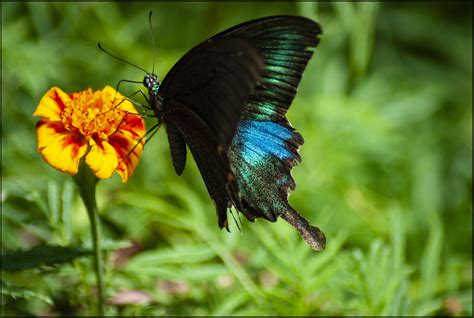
[1,2,472,316]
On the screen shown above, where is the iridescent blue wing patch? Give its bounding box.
[229,120,303,222]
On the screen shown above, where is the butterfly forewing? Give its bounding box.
[159,38,264,149]
[210,15,322,121]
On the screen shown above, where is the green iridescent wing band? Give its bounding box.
[210,15,321,121]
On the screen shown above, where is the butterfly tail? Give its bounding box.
[280,207,326,251]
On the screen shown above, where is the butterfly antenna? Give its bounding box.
[98,43,149,74]
[148,10,157,74]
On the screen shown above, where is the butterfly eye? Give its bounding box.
[143,74,160,90]
[143,76,150,88]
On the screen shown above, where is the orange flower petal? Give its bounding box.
[108,130,145,183]
[85,141,119,180]
[36,119,88,174]
[102,86,138,114]
[33,87,71,121]
[119,112,146,138]
[34,86,146,181]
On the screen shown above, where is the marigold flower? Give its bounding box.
[33,86,146,182]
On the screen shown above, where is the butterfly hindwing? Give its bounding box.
[229,120,304,222]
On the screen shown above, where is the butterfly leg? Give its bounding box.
[110,79,152,110]
[227,207,242,233]
[110,121,162,175]
[125,97,153,112]
[130,89,151,106]
[124,90,152,110]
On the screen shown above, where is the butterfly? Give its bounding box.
[103,14,326,251]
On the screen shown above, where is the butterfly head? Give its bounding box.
[143,73,160,96]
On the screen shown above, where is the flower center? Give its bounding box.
[60,88,127,141]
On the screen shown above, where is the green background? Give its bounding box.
[2,2,472,316]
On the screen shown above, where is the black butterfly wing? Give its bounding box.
[157,16,325,249]
[165,122,186,176]
[159,37,264,150]
[209,15,322,121]
[189,16,319,219]
[159,37,264,228]
[211,16,325,249]
[164,101,237,229]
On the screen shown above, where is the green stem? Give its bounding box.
[73,165,105,316]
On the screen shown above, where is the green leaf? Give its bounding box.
[211,291,249,315]
[1,280,53,305]
[1,244,91,271]
[125,245,215,267]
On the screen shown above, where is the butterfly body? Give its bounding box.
[143,74,162,119]
[143,15,326,250]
